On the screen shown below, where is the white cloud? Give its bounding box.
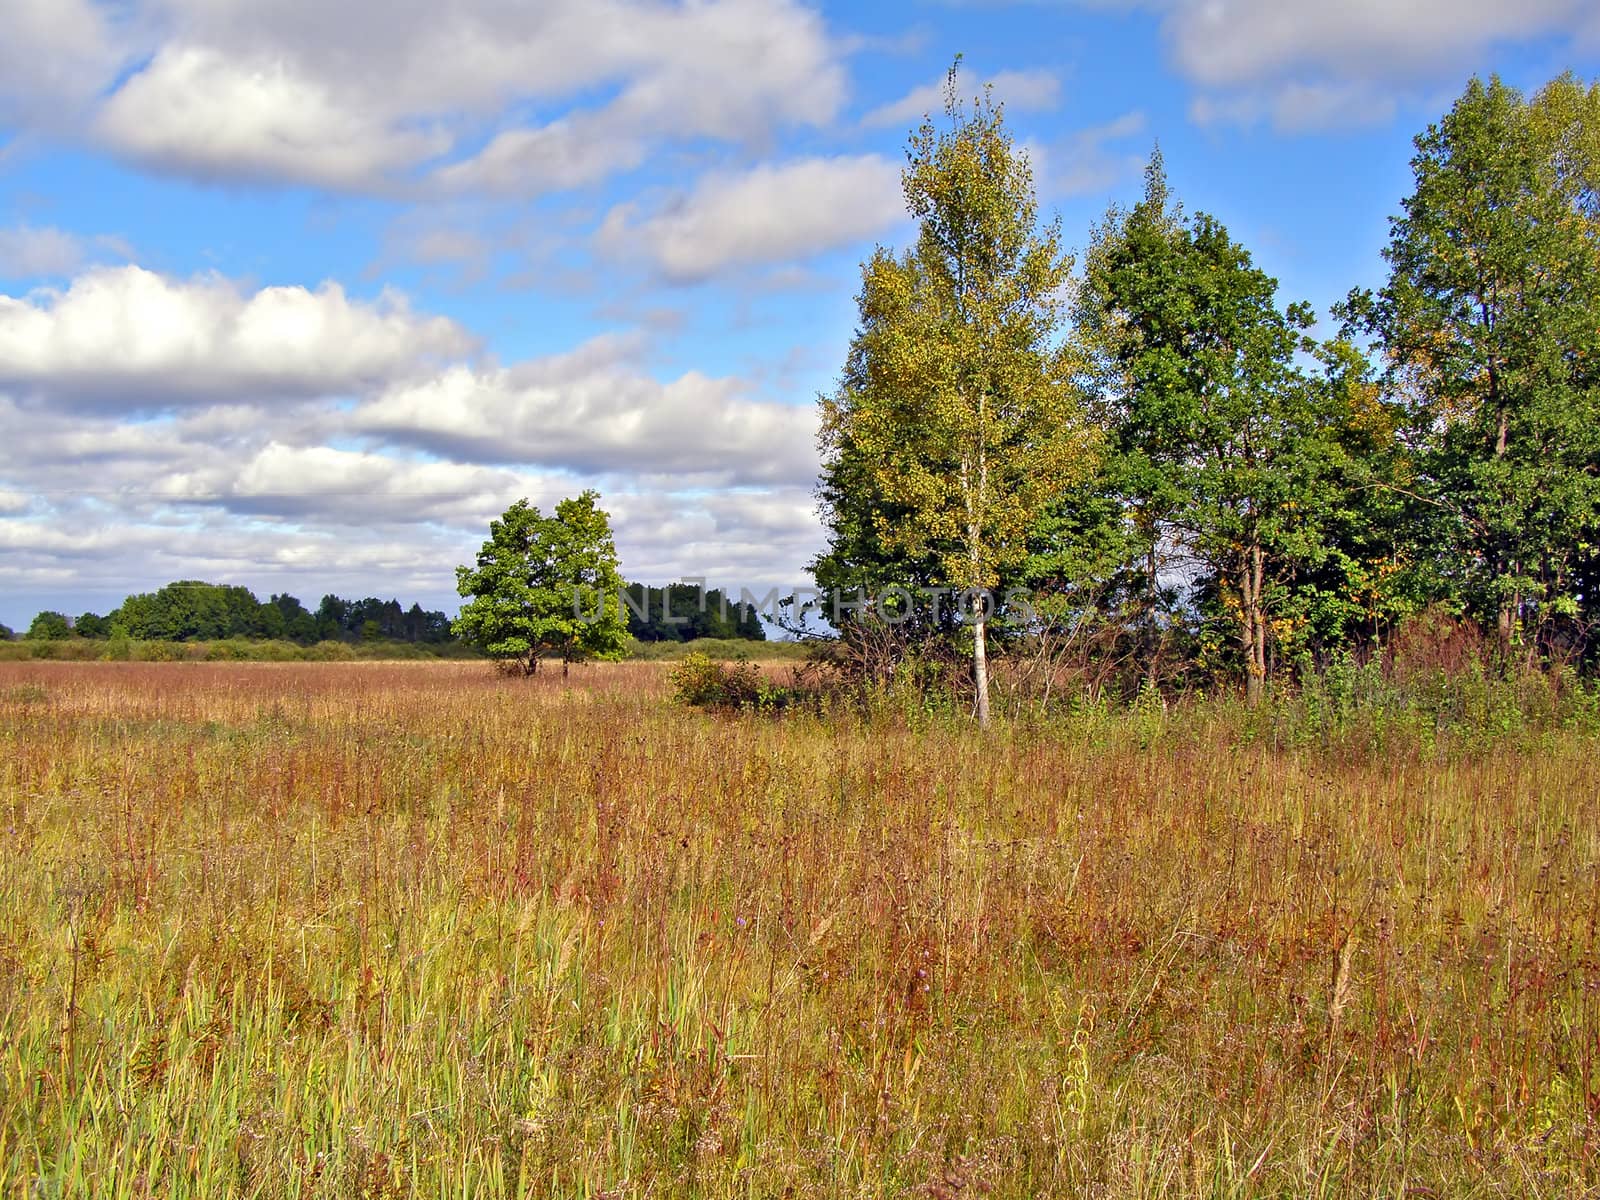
[432,121,646,198]
[1189,81,1398,133]
[1159,0,1586,90]
[0,395,823,623]
[152,443,543,528]
[0,266,474,410]
[96,45,452,190]
[1044,111,1149,196]
[1071,0,1596,131]
[356,351,819,487]
[596,155,907,283]
[0,0,129,127]
[0,257,830,623]
[76,0,847,194]
[608,486,824,590]
[863,66,1062,129]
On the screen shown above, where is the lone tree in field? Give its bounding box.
[454,491,630,675]
[817,63,1092,727]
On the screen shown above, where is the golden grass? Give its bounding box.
[2,660,1598,1197]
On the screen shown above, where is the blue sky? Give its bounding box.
[1,0,1597,630]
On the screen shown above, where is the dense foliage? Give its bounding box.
[19,577,768,653]
[817,70,1600,707]
[23,582,455,646]
[623,584,767,642]
[454,491,631,674]
[816,66,1093,725]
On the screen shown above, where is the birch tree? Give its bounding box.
[817,65,1092,726]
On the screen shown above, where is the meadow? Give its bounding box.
[2,659,1598,1198]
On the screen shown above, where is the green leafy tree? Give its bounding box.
[1352,74,1600,660]
[27,611,72,640]
[816,64,1094,726]
[1076,156,1384,703]
[109,581,265,640]
[74,612,110,639]
[454,492,629,675]
[622,584,767,642]
[268,594,320,643]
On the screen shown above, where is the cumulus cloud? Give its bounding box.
[95,45,453,190]
[0,266,474,410]
[65,0,847,194]
[0,256,828,625]
[432,122,646,198]
[0,510,477,612]
[1070,0,1596,131]
[862,66,1062,129]
[1159,0,1586,90]
[596,155,907,283]
[0,0,128,127]
[0,402,822,624]
[355,352,819,487]
[608,486,825,590]
[151,443,544,528]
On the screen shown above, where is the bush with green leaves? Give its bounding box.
[669,652,776,710]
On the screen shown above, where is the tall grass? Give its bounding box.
[2,660,1597,1197]
[0,639,482,664]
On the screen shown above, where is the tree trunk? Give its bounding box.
[1241,606,1262,707]
[973,612,992,729]
[1493,398,1513,656]
[1241,541,1267,707]
[960,416,993,730]
[1145,536,1160,689]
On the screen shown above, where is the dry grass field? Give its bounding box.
[2,660,1599,1197]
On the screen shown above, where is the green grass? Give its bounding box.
[624,637,811,662]
[1,660,1597,1197]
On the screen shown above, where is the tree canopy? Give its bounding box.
[1350,73,1600,661]
[816,65,1095,724]
[454,492,631,675]
[1073,156,1394,702]
[812,67,1600,709]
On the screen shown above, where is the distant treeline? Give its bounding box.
[16,581,453,645]
[622,584,766,643]
[7,579,768,646]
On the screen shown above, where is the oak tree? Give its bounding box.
[454,491,630,675]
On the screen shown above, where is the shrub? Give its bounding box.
[669,652,771,710]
